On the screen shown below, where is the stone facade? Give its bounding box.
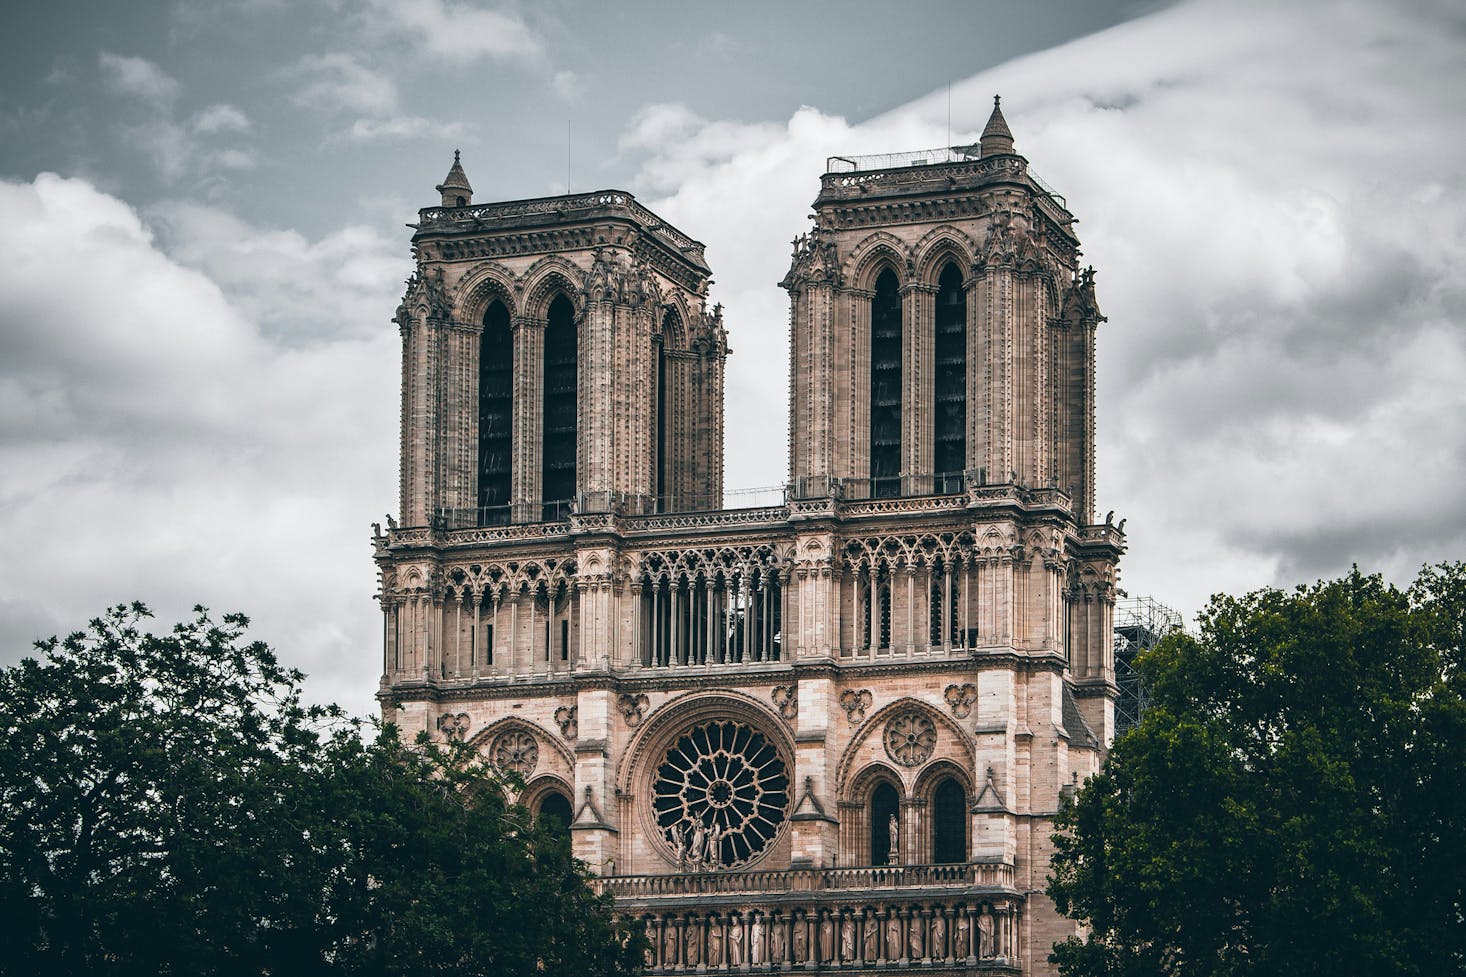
[374,99,1123,976]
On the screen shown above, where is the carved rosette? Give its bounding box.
[944,683,978,719]
[437,712,471,740]
[839,689,873,726]
[771,685,798,722]
[884,711,937,767]
[490,729,539,776]
[618,693,651,727]
[554,705,578,741]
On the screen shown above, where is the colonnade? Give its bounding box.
[639,570,784,667]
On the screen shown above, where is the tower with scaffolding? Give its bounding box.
[1112,597,1183,735]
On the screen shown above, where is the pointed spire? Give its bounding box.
[435,149,473,207]
[980,95,1015,157]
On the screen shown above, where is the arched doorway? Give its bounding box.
[538,789,573,838]
[932,777,967,863]
[870,781,900,865]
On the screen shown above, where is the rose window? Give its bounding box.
[884,710,937,767]
[652,720,790,867]
[490,729,538,776]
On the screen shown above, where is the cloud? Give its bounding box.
[551,70,585,103]
[98,52,181,104]
[622,0,1466,622]
[0,174,405,715]
[192,103,252,134]
[362,0,542,62]
[292,52,401,116]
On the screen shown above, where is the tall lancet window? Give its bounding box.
[933,262,967,486]
[655,309,677,510]
[542,294,577,520]
[870,267,903,498]
[477,299,512,523]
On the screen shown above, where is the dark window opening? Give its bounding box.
[542,294,577,520]
[538,791,573,837]
[870,781,900,866]
[870,268,903,498]
[933,262,967,482]
[932,778,967,863]
[478,300,512,522]
[656,317,670,507]
[560,619,569,661]
[484,623,494,666]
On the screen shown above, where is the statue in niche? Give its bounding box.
[885,915,901,960]
[728,916,744,967]
[955,913,971,959]
[685,922,700,967]
[750,915,765,965]
[769,915,787,963]
[840,914,856,961]
[663,926,678,966]
[707,918,723,967]
[705,819,723,868]
[792,916,808,962]
[888,813,900,860]
[863,915,880,962]
[931,913,947,960]
[688,820,707,870]
[909,915,924,960]
[818,913,834,962]
[978,909,995,958]
[670,822,688,869]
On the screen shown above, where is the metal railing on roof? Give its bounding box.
[826,145,983,173]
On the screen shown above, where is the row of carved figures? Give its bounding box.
[640,901,1016,972]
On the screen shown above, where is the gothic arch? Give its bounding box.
[520,771,575,812]
[844,759,907,804]
[454,260,521,324]
[843,231,913,291]
[912,226,977,283]
[658,300,691,350]
[911,757,975,802]
[835,696,974,794]
[467,715,576,779]
[521,256,586,320]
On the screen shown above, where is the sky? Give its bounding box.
[1,0,1462,717]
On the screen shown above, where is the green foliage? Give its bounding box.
[0,603,644,977]
[1048,565,1466,977]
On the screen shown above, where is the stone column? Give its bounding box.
[510,315,544,523]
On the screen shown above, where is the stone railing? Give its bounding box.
[623,892,1023,974]
[595,861,1013,900]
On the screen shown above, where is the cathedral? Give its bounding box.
[373,97,1123,976]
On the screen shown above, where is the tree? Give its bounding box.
[1047,565,1466,977]
[0,603,645,977]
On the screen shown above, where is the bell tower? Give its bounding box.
[394,155,729,528]
[783,97,1103,520]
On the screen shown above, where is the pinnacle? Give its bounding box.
[980,95,1015,156]
[436,149,473,198]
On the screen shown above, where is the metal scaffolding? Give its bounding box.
[1112,597,1183,736]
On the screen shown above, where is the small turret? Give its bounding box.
[979,95,1015,157]
[436,149,473,207]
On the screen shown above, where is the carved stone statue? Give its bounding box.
[707,918,723,967]
[885,915,901,960]
[955,913,971,959]
[978,909,995,958]
[688,820,707,870]
[664,926,678,966]
[728,916,744,966]
[770,916,787,963]
[671,822,688,869]
[685,923,700,967]
[888,813,900,859]
[818,914,834,962]
[931,913,947,960]
[792,916,808,962]
[909,914,924,960]
[863,916,880,963]
[705,819,722,868]
[840,914,856,961]
[750,915,765,965]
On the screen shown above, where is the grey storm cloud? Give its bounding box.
[0,0,1461,716]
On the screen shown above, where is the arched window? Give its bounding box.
[870,268,902,498]
[478,299,512,523]
[933,262,967,487]
[542,294,577,520]
[870,781,900,865]
[655,309,678,510]
[932,777,967,863]
[538,790,573,838]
